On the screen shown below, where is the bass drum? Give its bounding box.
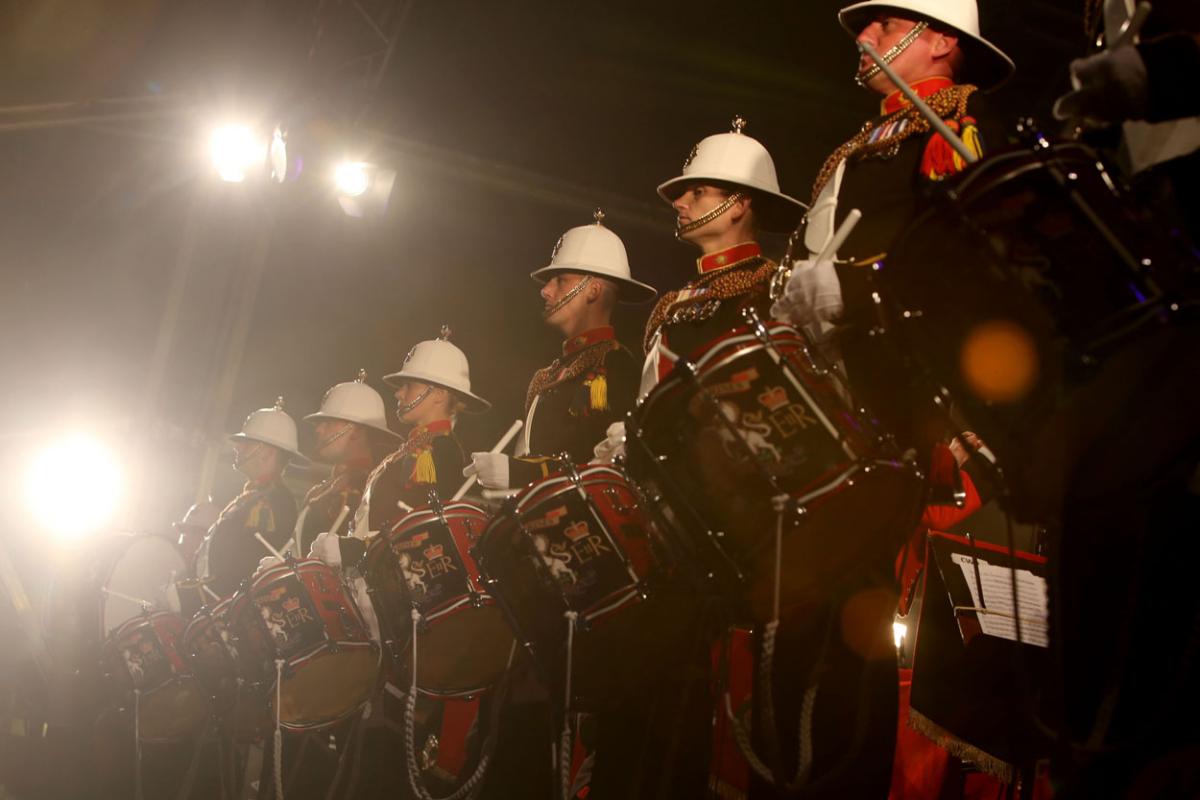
[626,317,926,621]
[875,140,1197,518]
[361,498,514,696]
[43,533,207,740]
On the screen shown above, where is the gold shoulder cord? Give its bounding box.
[643,259,777,353]
[524,339,621,412]
[810,84,978,204]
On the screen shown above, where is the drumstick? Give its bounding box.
[255,532,286,562]
[1112,1,1151,48]
[102,587,154,608]
[815,209,861,264]
[202,585,221,603]
[858,41,977,165]
[327,505,351,544]
[452,419,524,501]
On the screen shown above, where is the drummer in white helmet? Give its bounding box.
[196,397,303,596]
[294,370,400,556]
[635,117,806,397]
[774,0,1013,353]
[462,209,653,491]
[314,329,489,570]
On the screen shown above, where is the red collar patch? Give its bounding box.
[408,418,452,442]
[881,76,955,115]
[562,325,616,357]
[696,242,762,275]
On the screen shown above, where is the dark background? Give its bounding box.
[0,0,1086,595]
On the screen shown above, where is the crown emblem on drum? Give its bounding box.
[564,520,590,542]
[758,386,790,412]
[423,544,444,560]
[283,597,300,611]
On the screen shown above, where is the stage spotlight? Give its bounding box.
[334,161,371,198]
[210,124,266,183]
[25,434,124,540]
[334,161,396,218]
[269,125,289,184]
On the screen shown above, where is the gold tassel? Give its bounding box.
[588,373,608,411]
[959,122,984,170]
[412,448,437,484]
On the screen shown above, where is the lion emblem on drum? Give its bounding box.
[533,532,577,586]
[397,552,428,598]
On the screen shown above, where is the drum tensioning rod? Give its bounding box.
[858,41,977,165]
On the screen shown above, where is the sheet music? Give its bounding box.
[951,553,1050,648]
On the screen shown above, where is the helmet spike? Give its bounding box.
[593,207,606,226]
[356,368,367,383]
[731,115,747,134]
[438,325,452,341]
[274,396,285,410]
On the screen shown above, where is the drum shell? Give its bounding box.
[477,465,686,710]
[227,559,379,731]
[98,611,209,742]
[626,320,925,620]
[362,501,514,696]
[877,142,1195,517]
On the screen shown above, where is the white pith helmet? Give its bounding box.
[839,0,1015,90]
[303,369,400,443]
[530,209,657,303]
[229,397,308,463]
[657,116,806,232]
[382,327,491,414]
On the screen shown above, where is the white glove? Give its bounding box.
[1053,45,1149,125]
[769,258,844,343]
[462,452,511,490]
[309,531,342,568]
[591,421,626,464]
[257,555,282,572]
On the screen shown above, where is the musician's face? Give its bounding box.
[313,419,357,463]
[233,440,281,481]
[671,183,735,243]
[540,272,590,326]
[855,14,938,94]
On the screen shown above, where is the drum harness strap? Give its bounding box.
[558,609,580,800]
[403,608,515,800]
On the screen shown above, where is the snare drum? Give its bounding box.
[99,611,209,742]
[226,558,378,731]
[626,315,925,620]
[476,463,681,710]
[362,497,513,696]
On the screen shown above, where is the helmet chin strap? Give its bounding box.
[396,385,434,419]
[542,275,593,319]
[318,423,353,451]
[855,20,929,88]
[675,192,745,239]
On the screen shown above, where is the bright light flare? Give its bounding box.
[25,434,124,540]
[334,161,371,198]
[210,124,266,183]
[892,620,908,650]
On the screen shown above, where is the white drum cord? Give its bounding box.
[133,688,144,800]
[403,609,498,800]
[274,659,285,800]
[558,610,580,800]
[722,494,821,790]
